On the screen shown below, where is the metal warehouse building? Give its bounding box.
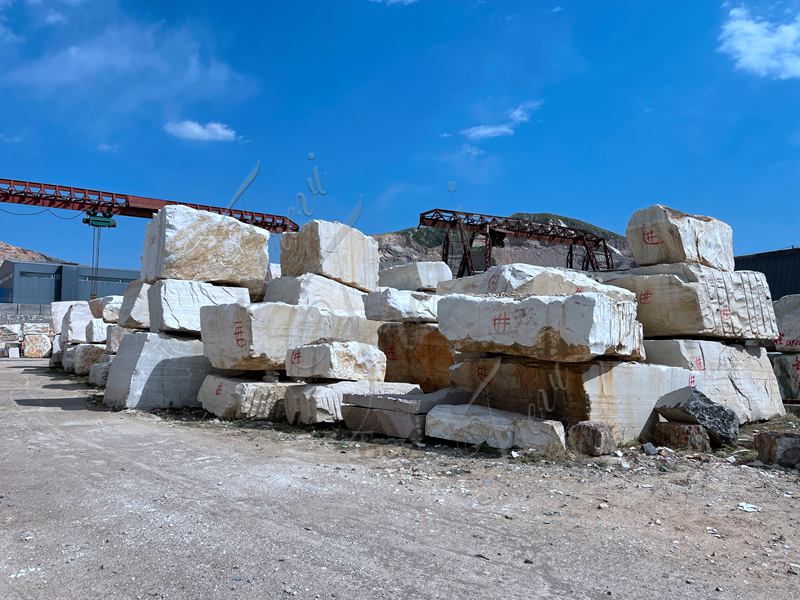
[0,260,139,304]
[735,248,800,300]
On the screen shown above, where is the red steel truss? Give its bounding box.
[0,178,298,233]
[419,208,615,277]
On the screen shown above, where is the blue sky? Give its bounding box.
[1,0,799,270]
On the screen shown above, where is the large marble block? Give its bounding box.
[85,318,108,344]
[200,302,381,371]
[772,354,800,401]
[378,323,455,392]
[73,343,108,376]
[89,295,123,323]
[626,205,734,271]
[141,205,270,297]
[104,333,214,409]
[105,324,135,354]
[364,289,440,323]
[263,273,366,316]
[60,302,93,345]
[117,280,151,329]
[438,293,644,362]
[51,301,81,335]
[88,354,114,387]
[378,261,452,292]
[148,279,250,335]
[280,220,379,292]
[774,294,800,353]
[285,341,386,382]
[22,334,52,358]
[198,375,301,421]
[22,322,52,335]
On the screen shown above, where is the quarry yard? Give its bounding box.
[2,359,799,600]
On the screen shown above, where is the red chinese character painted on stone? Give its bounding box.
[233,320,246,348]
[384,344,396,360]
[476,365,488,381]
[794,356,800,373]
[215,382,224,396]
[688,375,697,387]
[775,332,785,346]
[638,289,653,305]
[720,307,731,321]
[694,357,705,371]
[642,229,663,245]
[575,286,585,293]
[491,312,511,333]
[290,350,302,365]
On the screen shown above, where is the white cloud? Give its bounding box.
[459,100,543,140]
[369,0,419,5]
[97,142,119,152]
[719,7,800,79]
[0,132,21,142]
[164,120,238,142]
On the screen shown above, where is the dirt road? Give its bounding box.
[1,359,798,599]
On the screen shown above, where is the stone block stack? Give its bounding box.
[105,206,265,409]
[598,205,785,433]
[770,294,800,403]
[57,302,96,373]
[81,295,123,386]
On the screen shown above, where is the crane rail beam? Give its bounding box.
[0,178,299,233]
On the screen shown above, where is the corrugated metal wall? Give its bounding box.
[735,248,800,300]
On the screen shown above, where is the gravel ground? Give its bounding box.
[1,359,799,599]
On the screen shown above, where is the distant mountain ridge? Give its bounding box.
[0,241,64,267]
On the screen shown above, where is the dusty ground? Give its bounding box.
[1,359,799,600]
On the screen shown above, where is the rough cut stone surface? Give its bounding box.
[280,220,379,292]
[73,343,106,375]
[774,294,800,352]
[626,205,735,271]
[51,301,81,334]
[200,302,381,371]
[266,263,281,282]
[425,404,566,451]
[0,324,22,342]
[22,334,52,358]
[364,289,440,323]
[22,322,52,335]
[198,375,301,421]
[264,273,366,316]
[88,354,114,387]
[59,303,93,345]
[104,333,213,410]
[105,325,134,354]
[85,318,108,344]
[437,263,635,302]
[148,279,250,335]
[49,336,63,367]
[772,353,800,401]
[754,432,800,468]
[653,422,711,452]
[285,341,386,382]
[644,339,784,423]
[89,295,123,323]
[284,381,421,425]
[344,387,472,413]
[378,261,452,292]
[567,421,617,456]
[438,293,644,362]
[451,358,696,442]
[598,264,777,341]
[61,344,77,372]
[141,205,270,297]
[655,387,740,447]
[118,280,151,329]
[378,323,455,392]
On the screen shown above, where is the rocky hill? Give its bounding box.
[374,212,635,272]
[0,241,62,267]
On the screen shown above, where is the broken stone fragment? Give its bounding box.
[438,293,644,362]
[88,295,124,323]
[50,301,82,335]
[626,205,735,271]
[200,302,381,371]
[59,302,93,345]
[437,263,635,302]
[198,375,302,420]
[364,288,440,323]
[88,354,115,387]
[72,343,107,376]
[597,263,777,341]
[425,404,566,451]
[771,353,800,401]
[284,381,421,425]
[773,294,800,353]
[104,332,214,410]
[567,421,617,456]
[147,279,250,336]
[22,334,52,358]
[378,323,455,393]
[117,280,151,330]
[654,387,740,447]
[754,431,800,468]
[105,324,135,354]
[285,341,386,382]
[141,205,270,298]
[85,318,108,344]
[280,220,379,292]
[378,261,452,292]
[451,357,696,442]
[653,422,711,452]
[644,339,785,423]
[264,273,367,317]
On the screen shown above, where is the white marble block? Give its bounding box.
[105,324,135,354]
[88,354,114,387]
[148,279,250,336]
[89,295,124,323]
[141,205,271,297]
[285,341,386,382]
[626,204,734,271]
[198,375,301,420]
[378,261,452,292]
[774,294,800,353]
[22,322,52,335]
[85,318,108,344]
[280,220,379,292]
[118,280,151,330]
[264,273,366,316]
[59,302,93,345]
[22,334,52,358]
[51,301,81,335]
[73,343,107,375]
[364,289,440,323]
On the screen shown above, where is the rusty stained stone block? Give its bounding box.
[653,422,711,452]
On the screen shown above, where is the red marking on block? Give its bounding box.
[491,312,511,332]
[233,320,246,348]
[476,365,488,381]
[575,286,585,293]
[720,307,731,321]
[290,350,302,365]
[487,271,500,291]
[694,357,705,371]
[794,356,800,372]
[638,289,653,304]
[215,382,223,396]
[642,229,663,245]
[688,375,697,387]
[776,332,785,346]
[384,344,396,360]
